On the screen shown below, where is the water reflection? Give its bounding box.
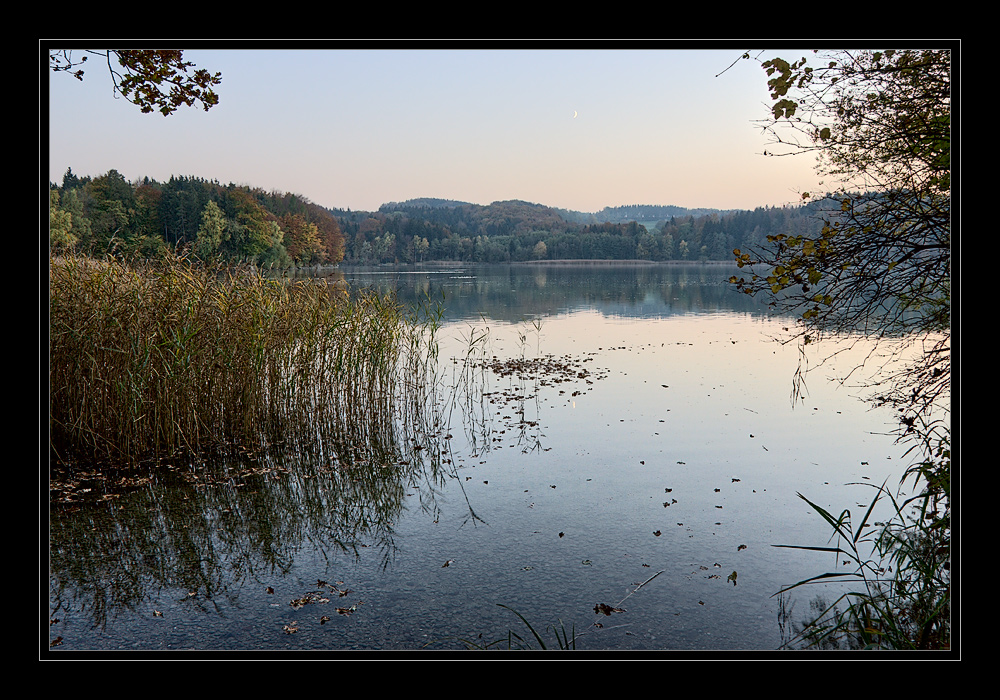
[50,263,911,651]
[49,383,459,632]
[319,262,766,323]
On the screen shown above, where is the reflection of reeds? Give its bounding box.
[49,254,422,468]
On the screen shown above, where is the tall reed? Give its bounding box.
[49,253,422,468]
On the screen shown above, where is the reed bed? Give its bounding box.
[49,254,425,468]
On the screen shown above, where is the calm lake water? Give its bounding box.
[48,263,914,655]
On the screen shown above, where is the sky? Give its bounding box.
[45,44,826,214]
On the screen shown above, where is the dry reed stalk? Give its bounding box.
[49,253,424,468]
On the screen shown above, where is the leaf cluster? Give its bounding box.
[49,49,222,116]
[733,48,951,419]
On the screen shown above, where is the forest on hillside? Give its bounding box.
[48,169,346,267]
[325,197,828,264]
[49,167,832,266]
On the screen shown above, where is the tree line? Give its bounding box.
[49,168,346,267]
[335,197,830,264]
[50,167,839,267]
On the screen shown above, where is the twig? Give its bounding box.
[615,570,664,608]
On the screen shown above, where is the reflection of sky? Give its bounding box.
[434,306,910,522]
[420,306,910,648]
[48,264,919,651]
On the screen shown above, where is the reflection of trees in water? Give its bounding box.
[329,263,772,323]
[49,371,458,631]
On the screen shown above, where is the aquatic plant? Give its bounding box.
[774,437,950,651]
[49,253,429,469]
[451,604,578,651]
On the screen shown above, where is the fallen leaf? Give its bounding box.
[594,603,626,616]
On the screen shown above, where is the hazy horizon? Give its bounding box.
[46,45,826,214]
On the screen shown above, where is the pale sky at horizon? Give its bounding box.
[45,45,826,214]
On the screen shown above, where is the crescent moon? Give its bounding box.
[573,110,578,119]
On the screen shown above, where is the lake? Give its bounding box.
[48,262,913,655]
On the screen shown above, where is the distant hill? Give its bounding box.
[375,199,730,224]
[327,195,830,265]
[380,197,472,211]
[47,167,836,268]
[593,204,734,223]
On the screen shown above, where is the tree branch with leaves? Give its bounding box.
[49,49,222,116]
[731,49,951,418]
[731,48,952,650]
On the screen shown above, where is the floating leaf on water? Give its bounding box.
[581,560,593,565]
[290,591,330,609]
[727,571,738,586]
[594,603,626,616]
[653,530,661,536]
[738,544,747,551]
[442,559,454,568]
